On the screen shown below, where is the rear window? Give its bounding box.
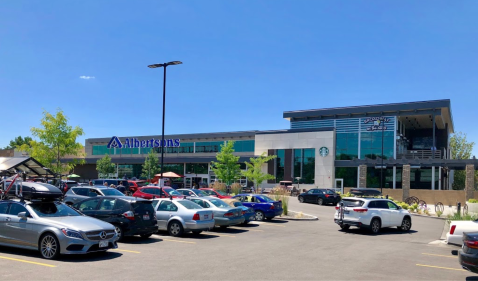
[324,189,335,194]
[132,201,154,212]
[136,182,148,187]
[341,199,364,207]
[209,199,230,208]
[100,189,125,196]
[178,200,202,210]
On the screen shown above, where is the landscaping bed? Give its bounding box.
[275,210,318,221]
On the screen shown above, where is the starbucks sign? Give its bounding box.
[319,147,329,157]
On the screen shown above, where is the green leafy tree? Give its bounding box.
[211,141,241,185]
[450,132,475,190]
[18,109,85,175]
[96,154,116,178]
[241,152,277,192]
[4,136,33,149]
[141,150,160,179]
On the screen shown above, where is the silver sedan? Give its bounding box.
[152,198,215,237]
[187,197,245,228]
[0,200,117,259]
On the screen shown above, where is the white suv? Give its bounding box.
[334,197,412,234]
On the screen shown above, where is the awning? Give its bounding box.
[154,172,185,178]
[0,157,55,177]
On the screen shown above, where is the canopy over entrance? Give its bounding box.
[154,172,185,178]
[0,157,55,177]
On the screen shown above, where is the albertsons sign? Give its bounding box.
[107,136,181,149]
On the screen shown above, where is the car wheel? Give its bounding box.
[39,233,60,260]
[298,196,304,203]
[255,211,265,221]
[370,218,381,234]
[168,221,184,237]
[140,233,152,239]
[115,226,124,241]
[398,217,412,232]
[317,198,324,206]
[191,230,202,235]
[340,224,350,231]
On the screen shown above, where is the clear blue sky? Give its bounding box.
[1,1,477,156]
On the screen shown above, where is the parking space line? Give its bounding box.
[261,223,285,228]
[112,249,141,254]
[162,239,196,244]
[207,233,236,238]
[0,256,56,267]
[416,264,465,271]
[229,227,263,232]
[422,253,457,258]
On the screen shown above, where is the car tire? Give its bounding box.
[340,224,350,231]
[298,196,304,203]
[168,221,184,237]
[370,218,381,234]
[255,211,265,221]
[398,217,412,232]
[115,226,124,241]
[317,198,324,206]
[191,230,202,235]
[140,233,153,239]
[39,233,60,260]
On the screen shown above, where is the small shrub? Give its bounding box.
[417,209,422,215]
[446,212,478,224]
[397,202,410,210]
[424,208,430,216]
[295,212,304,219]
[230,183,242,195]
[436,211,443,218]
[337,191,353,198]
[270,187,290,215]
[468,199,478,203]
[212,181,227,193]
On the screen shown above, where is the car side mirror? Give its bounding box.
[18,212,28,219]
[398,206,402,210]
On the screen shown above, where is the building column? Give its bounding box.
[438,166,442,190]
[431,166,435,190]
[465,164,475,201]
[359,165,367,188]
[393,166,397,189]
[402,165,411,202]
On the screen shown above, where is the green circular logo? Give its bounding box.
[319,147,329,157]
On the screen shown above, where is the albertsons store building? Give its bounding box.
[75,99,455,191]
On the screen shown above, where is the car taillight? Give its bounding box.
[325,194,330,198]
[242,211,246,215]
[224,212,234,217]
[465,240,478,249]
[270,204,275,209]
[353,208,368,213]
[193,213,200,221]
[212,213,214,219]
[335,206,340,210]
[450,225,456,235]
[123,211,135,220]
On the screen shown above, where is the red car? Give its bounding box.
[199,188,232,199]
[128,180,149,193]
[133,186,183,200]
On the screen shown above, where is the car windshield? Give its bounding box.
[216,190,227,196]
[209,199,230,208]
[29,202,81,217]
[100,189,125,196]
[164,189,182,196]
[194,190,208,197]
[178,200,202,209]
[255,195,275,202]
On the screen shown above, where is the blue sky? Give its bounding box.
[1,1,477,156]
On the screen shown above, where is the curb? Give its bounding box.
[275,210,319,221]
[410,213,446,220]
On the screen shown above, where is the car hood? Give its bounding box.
[40,216,115,232]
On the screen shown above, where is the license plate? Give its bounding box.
[204,215,209,219]
[344,211,350,214]
[143,214,150,220]
[99,241,108,248]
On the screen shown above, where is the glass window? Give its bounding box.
[88,189,102,197]
[29,202,81,217]
[233,140,255,152]
[335,167,358,187]
[341,199,364,207]
[158,201,178,211]
[100,189,124,196]
[208,199,229,208]
[99,198,116,211]
[186,163,208,174]
[255,195,275,202]
[387,201,398,210]
[78,198,101,211]
[368,201,377,208]
[276,149,285,182]
[178,142,194,153]
[114,199,131,212]
[72,188,88,196]
[8,204,27,215]
[195,141,224,153]
[0,203,8,214]
[92,145,114,156]
[177,200,202,209]
[376,201,389,209]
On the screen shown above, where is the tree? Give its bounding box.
[211,141,241,185]
[450,132,476,190]
[96,154,116,178]
[18,109,85,174]
[4,136,33,149]
[141,150,160,180]
[241,152,277,192]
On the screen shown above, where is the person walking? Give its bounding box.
[116,182,126,194]
[103,182,108,187]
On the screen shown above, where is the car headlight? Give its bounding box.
[61,228,83,240]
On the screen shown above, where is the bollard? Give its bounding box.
[386,195,389,199]
[457,202,461,215]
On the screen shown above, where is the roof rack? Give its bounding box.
[1,171,63,202]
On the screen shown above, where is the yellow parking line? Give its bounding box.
[230,227,263,232]
[207,233,236,238]
[416,264,465,271]
[162,239,196,244]
[0,256,56,267]
[422,253,457,258]
[262,223,285,228]
[112,249,141,254]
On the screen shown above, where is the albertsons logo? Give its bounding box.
[107,136,180,149]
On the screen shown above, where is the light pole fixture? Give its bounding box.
[148,61,182,184]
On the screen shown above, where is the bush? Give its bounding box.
[447,212,478,224]
[436,211,443,218]
[212,181,227,193]
[408,203,418,213]
[337,191,353,198]
[469,199,478,203]
[397,202,410,210]
[270,187,290,215]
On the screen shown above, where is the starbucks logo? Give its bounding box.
[319,147,329,157]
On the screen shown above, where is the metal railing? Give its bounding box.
[397,150,442,160]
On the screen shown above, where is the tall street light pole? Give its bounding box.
[148,61,182,184]
[381,118,384,194]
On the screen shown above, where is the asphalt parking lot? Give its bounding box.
[0,198,476,281]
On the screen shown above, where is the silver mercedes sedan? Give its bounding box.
[187,197,245,228]
[0,199,118,259]
[152,198,215,237]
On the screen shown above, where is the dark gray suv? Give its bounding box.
[64,186,124,205]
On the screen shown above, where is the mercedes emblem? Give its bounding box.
[100,231,107,239]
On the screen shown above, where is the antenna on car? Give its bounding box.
[169,195,173,201]
[183,195,187,199]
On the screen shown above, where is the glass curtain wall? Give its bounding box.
[335,167,358,187]
[360,131,394,160]
[336,133,359,160]
[276,150,285,182]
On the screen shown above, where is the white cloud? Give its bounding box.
[79,76,95,80]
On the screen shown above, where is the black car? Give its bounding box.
[73,196,157,241]
[349,188,382,197]
[459,232,478,273]
[298,189,341,205]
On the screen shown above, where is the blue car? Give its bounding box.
[222,199,255,224]
[232,194,283,221]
